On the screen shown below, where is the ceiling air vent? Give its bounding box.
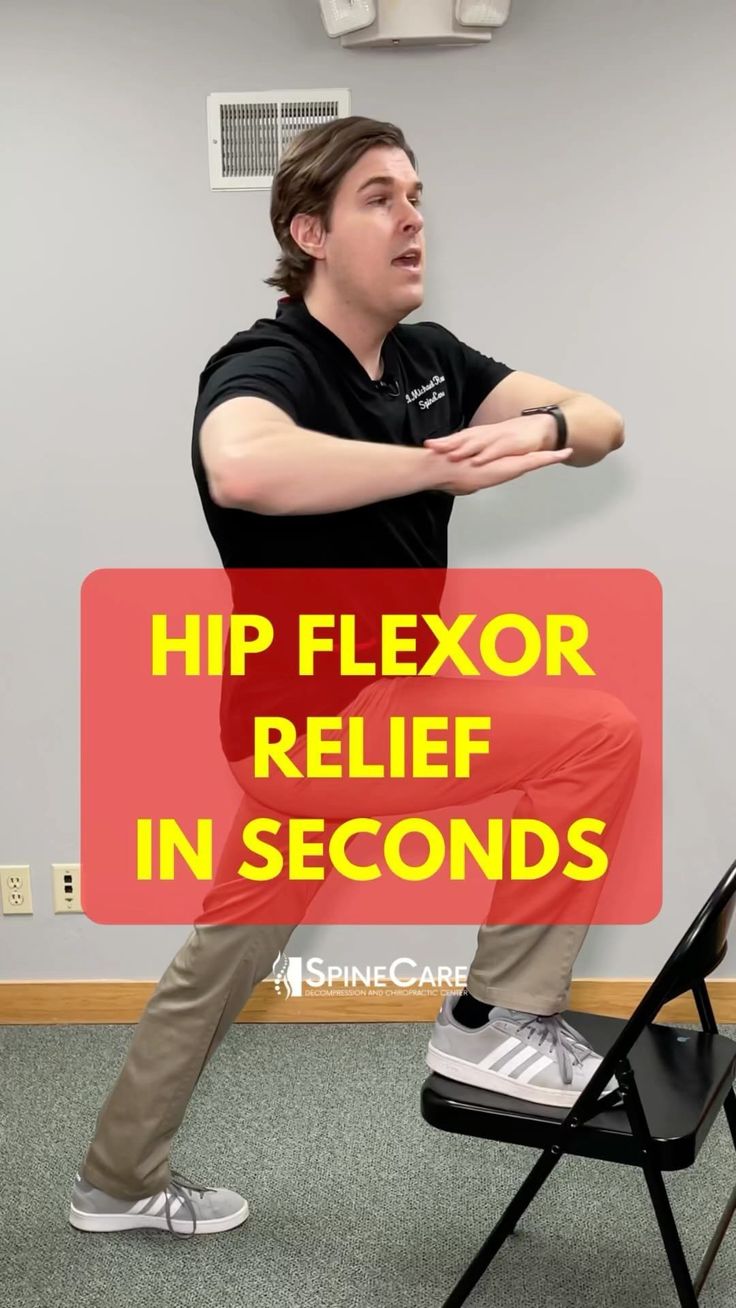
[207,89,351,190]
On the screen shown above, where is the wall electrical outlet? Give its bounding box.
[0,865,33,915]
[52,863,83,913]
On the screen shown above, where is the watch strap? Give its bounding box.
[521,403,568,450]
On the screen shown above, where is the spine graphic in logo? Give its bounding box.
[272,951,303,999]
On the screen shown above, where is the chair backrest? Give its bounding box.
[569,856,736,1123]
[637,854,736,1025]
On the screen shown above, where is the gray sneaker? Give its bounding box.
[69,1169,249,1238]
[426,995,617,1108]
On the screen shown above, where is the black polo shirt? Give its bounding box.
[191,297,513,570]
[190,298,514,760]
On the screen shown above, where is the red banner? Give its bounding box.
[81,568,661,926]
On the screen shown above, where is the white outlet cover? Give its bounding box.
[0,865,33,915]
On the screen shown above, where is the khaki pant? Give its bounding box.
[83,676,641,1199]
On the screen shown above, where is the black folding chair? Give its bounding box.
[421,858,736,1306]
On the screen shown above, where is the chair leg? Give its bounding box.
[641,1157,699,1307]
[693,1180,736,1298]
[722,1087,736,1152]
[441,1148,560,1308]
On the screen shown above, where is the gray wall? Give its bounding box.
[2,0,735,984]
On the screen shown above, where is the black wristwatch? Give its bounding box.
[520,403,568,450]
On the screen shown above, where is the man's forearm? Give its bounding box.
[221,425,445,515]
[555,394,626,467]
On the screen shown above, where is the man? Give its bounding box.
[70,117,640,1238]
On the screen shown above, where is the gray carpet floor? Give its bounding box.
[1,1019,735,1308]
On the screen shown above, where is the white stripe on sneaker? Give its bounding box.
[130,1196,156,1214]
[477,1036,520,1071]
[146,1193,169,1216]
[167,1196,185,1218]
[515,1054,553,1084]
[495,1046,538,1078]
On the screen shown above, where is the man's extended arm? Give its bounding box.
[199,395,569,515]
[467,371,625,468]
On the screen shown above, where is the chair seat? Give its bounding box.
[421,1010,736,1170]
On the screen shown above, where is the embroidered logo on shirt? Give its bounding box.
[406,374,447,411]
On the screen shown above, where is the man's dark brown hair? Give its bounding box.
[265,115,417,300]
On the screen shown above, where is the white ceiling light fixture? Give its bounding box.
[455,0,512,26]
[319,0,377,38]
[336,0,513,48]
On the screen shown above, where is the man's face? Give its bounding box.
[302,145,426,321]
